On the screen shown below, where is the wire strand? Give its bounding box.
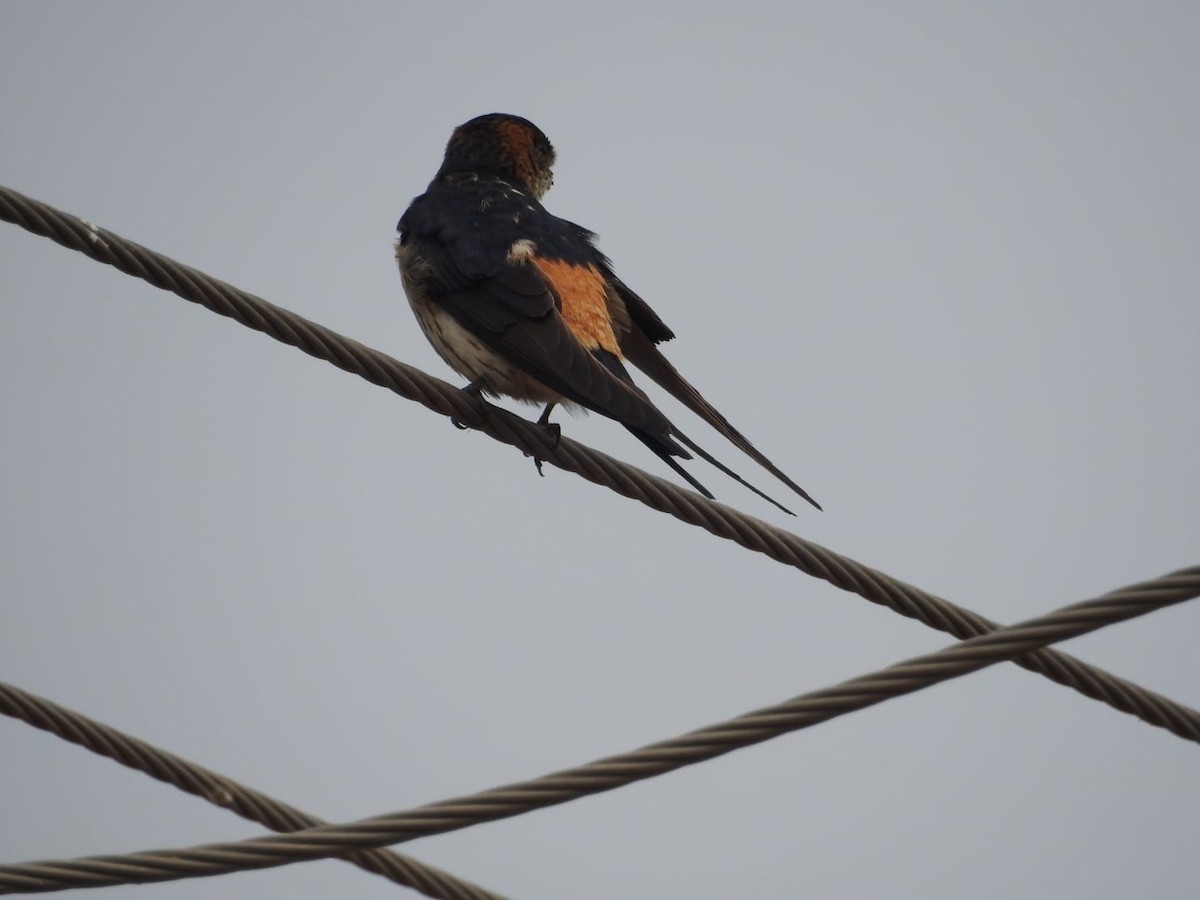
[0,683,507,900]
[2,566,1194,894]
[2,184,1197,745]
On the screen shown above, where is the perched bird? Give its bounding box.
[396,113,820,513]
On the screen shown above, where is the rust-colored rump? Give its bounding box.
[533,258,621,355]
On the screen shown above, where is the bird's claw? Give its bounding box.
[526,420,560,477]
[451,379,488,430]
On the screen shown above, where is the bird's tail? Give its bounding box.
[619,326,821,511]
[625,425,797,516]
[624,426,715,501]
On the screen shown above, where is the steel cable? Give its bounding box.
[1,566,1194,893]
[2,184,1196,744]
[2,184,1198,743]
[0,682,507,900]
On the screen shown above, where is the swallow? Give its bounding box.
[396,113,820,513]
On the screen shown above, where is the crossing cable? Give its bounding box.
[0,683,507,900]
[1,566,1195,894]
[1,184,1198,747]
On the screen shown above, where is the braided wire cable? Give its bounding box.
[2,184,1198,744]
[0,683,507,900]
[2,566,1195,894]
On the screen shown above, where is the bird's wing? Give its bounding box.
[411,226,675,436]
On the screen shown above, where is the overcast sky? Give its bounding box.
[2,3,1198,898]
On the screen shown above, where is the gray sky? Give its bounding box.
[2,2,1198,898]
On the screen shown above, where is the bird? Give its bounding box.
[395,113,820,513]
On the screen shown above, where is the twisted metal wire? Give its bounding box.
[3,184,1198,744]
[0,683,506,900]
[2,184,1196,744]
[2,566,1194,894]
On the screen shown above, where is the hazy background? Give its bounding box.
[2,3,1198,898]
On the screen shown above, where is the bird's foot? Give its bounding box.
[528,404,561,477]
[529,424,561,477]
[451,379,487,430]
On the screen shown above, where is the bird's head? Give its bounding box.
[437,113,556,199]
